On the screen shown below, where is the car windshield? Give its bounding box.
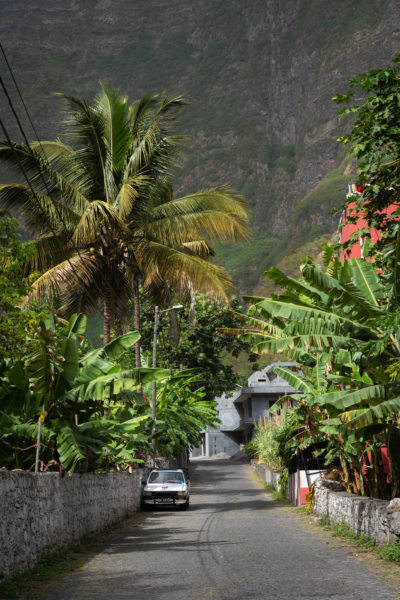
[149,471,184,483]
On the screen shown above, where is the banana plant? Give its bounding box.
[225,253,400,498]
[136,368,219,459]
[0,312,170,472]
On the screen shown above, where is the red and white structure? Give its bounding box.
[288,470,322,506]
[339,183,398,262]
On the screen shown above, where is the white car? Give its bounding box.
[141,468,190,510]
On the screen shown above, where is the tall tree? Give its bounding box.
[0,85,250,361]
[137,293,259,402]
[334,54,400,270]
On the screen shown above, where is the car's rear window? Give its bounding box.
[149,471,184,483]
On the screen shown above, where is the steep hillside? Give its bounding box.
[1,0,400,291]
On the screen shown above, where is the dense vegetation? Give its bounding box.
[0,219,219,472]
[233,56,400,500]
[0,85,251,472]
[0,85,249,369]
[138,293,259,402]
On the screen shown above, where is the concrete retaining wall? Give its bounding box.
[253,462,282,489]
[313,478,400,544]
[0,469,145,576]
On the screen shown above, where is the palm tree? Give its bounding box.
[0,85,250,363]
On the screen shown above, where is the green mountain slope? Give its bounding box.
[1,0,399,291]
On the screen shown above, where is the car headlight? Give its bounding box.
[143,491,152,498]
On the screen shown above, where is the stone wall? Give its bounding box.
[253,462,282,490]
[313,478,400,544]
[0,469,145,576]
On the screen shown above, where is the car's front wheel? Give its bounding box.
[180,498,189,511]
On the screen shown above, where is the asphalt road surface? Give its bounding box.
[44,458,400,600]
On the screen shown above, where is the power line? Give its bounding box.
[0,43,43,148]
[0,115,97,304]
[0,50,105,311]
[0,78,102,308]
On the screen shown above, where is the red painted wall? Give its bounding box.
[339,184,398,262]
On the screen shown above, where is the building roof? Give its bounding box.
[233,362,300,403]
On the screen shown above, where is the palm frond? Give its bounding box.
[0,140,89,212]
[0,183,79,236]
[146,186,250,244]
[139,240,234,300]
[72,201,129,245]
[26,233,74,273]
[117,175,151,220]
[182,240,214,258]
[31,251,101,306]
[98,84,132,175]
[56,92,111,202]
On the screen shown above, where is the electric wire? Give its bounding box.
[0,115,97,305]
[0,75,102,303]
[1,43,43,151]
[0,50,106,311]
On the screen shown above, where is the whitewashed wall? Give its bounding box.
[313,478,400,544]
[253,462,282,489]
[0,469,145,576]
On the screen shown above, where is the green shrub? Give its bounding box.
[380,541,400,563]
[249,411,296,471]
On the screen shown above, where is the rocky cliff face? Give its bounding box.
[1,0,400,289]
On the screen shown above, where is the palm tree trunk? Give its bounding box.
[103,284,113,417]
[103,286,112,345]
[133,278,141,368]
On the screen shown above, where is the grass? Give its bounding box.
[253,471,292,505]
[308,515,400,564]
[0,516,130,599]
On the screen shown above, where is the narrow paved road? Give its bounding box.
[45,459,399,600]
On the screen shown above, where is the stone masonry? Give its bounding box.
[252,462,282,490]
[313,478,400,544]
[0,469,145,576]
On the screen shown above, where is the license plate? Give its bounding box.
[156,497,173,503]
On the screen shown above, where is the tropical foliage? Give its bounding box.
[0,220,217,472]
[143,369,218,459]
[0,310,166,472]
[244,412,296,472]
[0,216,43,360]
[226,250,400,499]
[137,293,259,401]
[0,306,219,472]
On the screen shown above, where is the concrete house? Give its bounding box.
[194,363,299,458]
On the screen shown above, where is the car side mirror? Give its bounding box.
[141,480,146,486]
